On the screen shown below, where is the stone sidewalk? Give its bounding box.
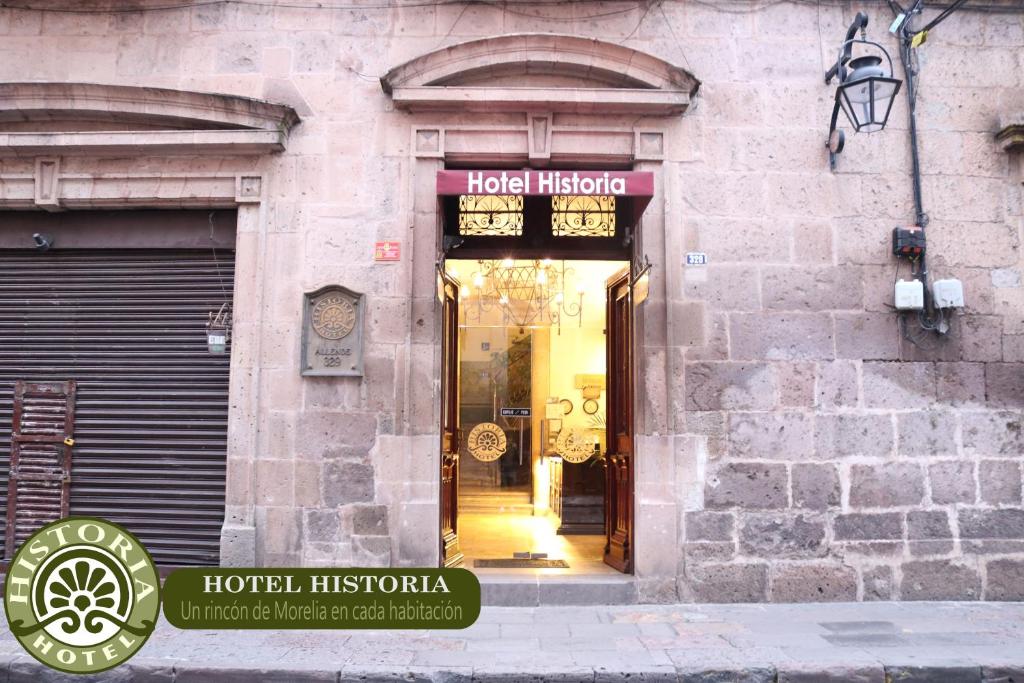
[1,602,1023,681]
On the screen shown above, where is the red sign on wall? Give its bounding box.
[374,241,401,262]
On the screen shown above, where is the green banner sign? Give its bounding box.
[163,569,480,630]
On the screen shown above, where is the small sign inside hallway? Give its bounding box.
[500,408,531,417]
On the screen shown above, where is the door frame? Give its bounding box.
[402,121,680,586]
[436,245,638,572]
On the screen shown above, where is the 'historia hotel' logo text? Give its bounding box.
[4,517,160,674]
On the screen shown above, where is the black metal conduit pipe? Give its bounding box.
[899,39,927,230]
[896,1,934,318]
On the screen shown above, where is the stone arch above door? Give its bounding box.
[381,33,700,115]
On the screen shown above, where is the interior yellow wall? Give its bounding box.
[532,325,607,515]
[547,327,607,437]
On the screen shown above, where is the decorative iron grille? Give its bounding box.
[458,195,524,236]
[551,195,616,237]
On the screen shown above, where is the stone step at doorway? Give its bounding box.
[477,574,638,606]
[459,490,534,514]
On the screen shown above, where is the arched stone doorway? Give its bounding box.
[380,34,700,601]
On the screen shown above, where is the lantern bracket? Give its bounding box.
[825,34,899,171]
[824,11,869,85]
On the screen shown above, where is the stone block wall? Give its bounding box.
[672,0,1024,600]
[663,0,1024,602]
[1,0,1021,601]
[683,360,1024,601]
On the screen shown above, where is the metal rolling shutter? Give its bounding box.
[0,248,234,565]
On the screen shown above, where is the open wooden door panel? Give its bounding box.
[603,270,633,572]
[438,268,464,568]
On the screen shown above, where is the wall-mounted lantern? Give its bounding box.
[206,304,230,354]
[825,12,902,170]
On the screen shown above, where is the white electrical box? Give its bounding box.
[895,279,924,310]
[933,278,965,308]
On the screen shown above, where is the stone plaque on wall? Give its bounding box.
[301,285,364,377]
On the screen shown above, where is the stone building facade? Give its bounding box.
[0,0,1022,603]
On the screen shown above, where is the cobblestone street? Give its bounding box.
[2,602,1023,681]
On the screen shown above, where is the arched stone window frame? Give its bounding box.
[0,82,300,567]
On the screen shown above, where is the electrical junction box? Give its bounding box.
[933,278,965,308]
[895,279,925,310]
[893,226,926,258]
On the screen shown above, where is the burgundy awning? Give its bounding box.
[436,170,654,221]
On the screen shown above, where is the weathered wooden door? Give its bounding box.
[4,380,76,558]
[604,270,634,572]
[439,269,464,567]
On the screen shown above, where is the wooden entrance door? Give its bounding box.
[604,270,634,572]
[439,269,464,567]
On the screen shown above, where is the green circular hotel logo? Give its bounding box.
[4,517,160,674]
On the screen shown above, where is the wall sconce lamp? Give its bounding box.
[631,256,652,305]
[825,12,902,170]
[206,303,231,354]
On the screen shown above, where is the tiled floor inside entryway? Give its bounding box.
[458,510,618,576]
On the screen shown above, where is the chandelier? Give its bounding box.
[460,259,583,332]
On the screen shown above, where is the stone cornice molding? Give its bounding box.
[0,82,300,156]
[0,166,264,211]
[381,34,699,115]
[390,86,690,115]
[0,130,288,156]
[0,82,300,131]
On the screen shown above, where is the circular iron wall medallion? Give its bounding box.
[467,422,507,462]
[312,295,356,340]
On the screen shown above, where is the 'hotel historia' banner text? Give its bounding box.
[436,170,655,197]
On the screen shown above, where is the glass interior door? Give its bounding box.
[459,327,532,496]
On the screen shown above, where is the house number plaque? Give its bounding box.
[301,285,364,376]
